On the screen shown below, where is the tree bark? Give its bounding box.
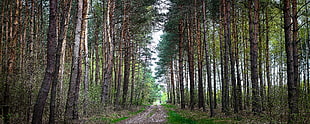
[32,0,57,123]
[249,0,261,114]
[82,0,89,115]
[65,0,83,121]
[187,15,195,110]
[49,0,72,123]
[122,0,130,106]
[102,0,115,105]
[4,0,20,123]
[221,0,230,114]
[212,20,217,109]
[283,0,299,122]
[203,0,213,116]
[265,4,272,112]
[178,17,185,109]
[196,0,205,111]
[170,60,176,104]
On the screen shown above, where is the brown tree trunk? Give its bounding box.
[187,15,195,110]
[212,20,217,109]
[170,60,176,104]
[130,48,136,105]
[265,5,272,114]
[292,0,299,116]
[201,0,213,116]
[122,0,130,106]
[102,0,115,105]
[249,0,261,114]
[115,18,123,110]
[32,0,57,123]
[65,0,83,121]
[82,0,89,115]
[4,0,20,123]
[229,0,238,113]
[49,0,72,123]
[222,0,230,114]
[178,17,185,109]
[0,0,4,74]
[283,0,299,122]
[219,0,225,112]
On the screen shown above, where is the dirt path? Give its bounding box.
[116,105,167,124]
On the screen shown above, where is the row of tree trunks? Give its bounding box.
[4,0,21,123]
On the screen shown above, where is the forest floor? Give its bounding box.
[116,105,167,124]
[85,104,310,123]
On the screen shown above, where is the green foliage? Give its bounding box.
[155,32,178,78]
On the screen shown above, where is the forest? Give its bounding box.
[0,0,309,123]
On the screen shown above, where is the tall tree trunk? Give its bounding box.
[122,0,130,106]
[232,0,242,111]
[130,48,135,105]
[212,20,217,109]
[283,0,299,122]
[82,0,89,115]
[178,17,185,109]
[65,0,83,121]
[202,0,213,116]
[170,60,176,104]
[115,19,123,110]
[219,0,225,112]
[195,0,205,111]
[265,4,272,112]
[49,0,72,123]
[0,0,4,74]
[187,15,195,110]
[32,0,57,123]
[222,0,230,114]
[249,0,261,114]
[4,0,20,123]
[102,0,115,105]
[292,0,299,115]
[229,0,238,113]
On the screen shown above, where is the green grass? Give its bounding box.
[161,104,177,109]
[111,117,129,123]
[163,104,232,124]
[196,118,230,124]
[167,110,197,124]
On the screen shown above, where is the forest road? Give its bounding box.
[116,105,167,124]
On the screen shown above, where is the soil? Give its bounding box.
[116,105,167,124]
